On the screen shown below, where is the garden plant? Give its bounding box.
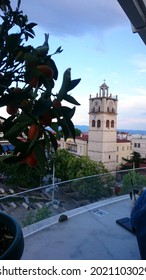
[0,0,80,259]
[0,0,81,170]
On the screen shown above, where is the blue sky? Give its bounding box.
[6,0,146,130]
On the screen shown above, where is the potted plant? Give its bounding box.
[0,212,24,260]
[0,0,80,258]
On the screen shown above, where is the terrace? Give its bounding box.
[0,168,145,260]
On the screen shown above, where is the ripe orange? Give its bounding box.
[36,65,53,79]
[26,153,38,167]
[6,105,17,115]
[29,77,39,88]
[28,124,42,140]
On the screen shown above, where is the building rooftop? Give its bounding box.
[22,195,140,260]
[117,139,131,143]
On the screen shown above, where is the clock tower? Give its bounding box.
[88,82,118,171]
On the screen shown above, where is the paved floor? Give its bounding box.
[22,195,141,260]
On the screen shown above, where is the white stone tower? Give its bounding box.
[88,81,118,171]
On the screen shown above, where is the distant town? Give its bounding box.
[1,82,146,172]
[75,125,146,136]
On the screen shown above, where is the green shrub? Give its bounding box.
[22,205,51,226]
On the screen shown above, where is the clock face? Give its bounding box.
[94,101,98,106]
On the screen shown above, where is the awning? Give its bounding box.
[1,144,14,152]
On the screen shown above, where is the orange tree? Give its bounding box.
[0,0,81,171]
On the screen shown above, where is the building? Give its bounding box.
[131,135,146,158]
[59,82,132,171]
[59,133,88,157]
[116,138,132,167]
[117,0,146,44]
[88,82,118,171]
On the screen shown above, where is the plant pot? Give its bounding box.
[0,212,24,260]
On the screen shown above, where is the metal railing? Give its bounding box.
[0,167,146,227]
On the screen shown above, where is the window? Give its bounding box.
[134,143,140,148]
[122,146,124,151]
[109,155,111,159]
[92,120,95,127]
[97,120,101,128]
[106,120,109,128]
[111,120,114,128]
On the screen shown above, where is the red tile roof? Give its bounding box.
[117,139,131,143]
[76,134,88,141]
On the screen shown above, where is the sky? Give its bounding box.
[5,0,146,130]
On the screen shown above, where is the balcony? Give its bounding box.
[0,168,145,259]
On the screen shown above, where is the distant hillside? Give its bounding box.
[118,129,146,135]
[75,125,89,132]
[75,125,146,135]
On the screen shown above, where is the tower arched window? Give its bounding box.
[106,120,109,128]
[92,120,95,127]
[97,120,101,128]
[111,120,114,128]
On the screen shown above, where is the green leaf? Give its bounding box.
[67,78,81,92]
[0,91,32,107]
[13,139,30,155]
[4,121,29,139]
[33,143,46,170]
[47,130,58,151]
[32,98,52,117]
[3,156,21,164]
[25,31,35,39]
[15,112,34,124]
[57,106,76,120]
[63,118,76,140]
[58,68,71,100]
[54,46,63,54]
[45,57,58,80]
[58,109,76,140]
[27,132,39,153]
[26,22,37,29]
[6,34,22,52]
[58,119,70,140]
[17,0,21,9]
[63,94,80,105]
[45,122,58,132]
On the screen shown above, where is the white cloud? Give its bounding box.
[20,0,127,38]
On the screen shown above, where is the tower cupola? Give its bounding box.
[99,80,109,97]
